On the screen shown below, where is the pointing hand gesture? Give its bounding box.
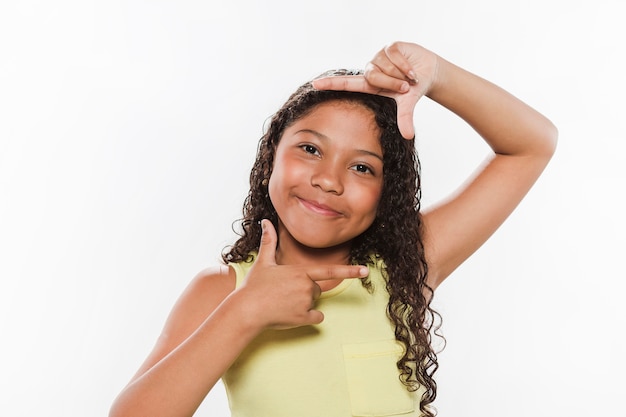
[312,41,440,140]
[239,220,369,330]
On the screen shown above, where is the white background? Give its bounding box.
[1,1,624,416]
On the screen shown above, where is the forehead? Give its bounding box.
[302,99,377,123]
[284,100,381,144]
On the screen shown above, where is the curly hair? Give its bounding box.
[222,70,442,417]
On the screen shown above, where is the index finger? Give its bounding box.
[311,76,383,95]
[306,265,369,281]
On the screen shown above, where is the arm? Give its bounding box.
[109,220,369,417]
[108,266,259,417]
[313,41,558,289]
[420,52,557,288]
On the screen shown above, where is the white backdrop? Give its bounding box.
[1,1,624,416]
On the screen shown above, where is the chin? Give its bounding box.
[295,236,343,250]
[290,229,355,251]
[277,217,370,252]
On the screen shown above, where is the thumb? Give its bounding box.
[395,93,419,139]
[256,219,278,265]
[397,109,416,139]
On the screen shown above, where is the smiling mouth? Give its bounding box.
[298,198,343,217]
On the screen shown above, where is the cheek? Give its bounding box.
[269,154,309,189]
[267,171,280,208]
[267,156,300,208]
[357,183,384,220]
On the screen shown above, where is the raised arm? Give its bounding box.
[313,41,558,289]
[420,48,557,288]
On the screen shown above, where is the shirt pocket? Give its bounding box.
[342,340,416,416]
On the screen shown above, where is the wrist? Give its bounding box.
[424,54,446,100]
[221,288,268,336]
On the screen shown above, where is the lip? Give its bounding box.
[297,197,343,217]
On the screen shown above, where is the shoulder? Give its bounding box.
[129,264,237,381]
[163,264,237,339]
[190,264,236,294]
[162,266,235,343]
[172,265,237,322]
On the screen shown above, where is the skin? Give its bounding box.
[109,41,557,417]
[268,100,384,290]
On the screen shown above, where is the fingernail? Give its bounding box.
[408,70,417,82]
[261,220,267,231]
[359,266,368,276]
[400,82,410,93]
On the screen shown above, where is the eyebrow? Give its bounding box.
[295,129,384,162]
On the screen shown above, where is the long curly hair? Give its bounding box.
[222,70,442,416]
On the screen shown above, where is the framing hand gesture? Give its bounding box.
[240,220,369,329]
[313,42,439,139]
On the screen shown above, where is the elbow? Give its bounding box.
[546,120,559,155]
[528,118,558,164]
[541,119,559,160]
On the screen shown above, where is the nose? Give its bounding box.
[311,161,344,194]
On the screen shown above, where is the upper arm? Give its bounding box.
[419,57,558,290]
[128,265,236,383]
[422,148,555,290]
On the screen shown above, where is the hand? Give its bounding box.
[239,220,369,330]
[312,41,440,139]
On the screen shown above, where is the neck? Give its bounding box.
[273,222,354,292]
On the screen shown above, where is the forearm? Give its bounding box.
[427,56,558,158]
[419,54,558,285]
[109,291,261,417]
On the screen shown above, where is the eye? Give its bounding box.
[351,164,374,175]
[300,144,320,156]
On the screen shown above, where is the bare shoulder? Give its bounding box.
[162,265,236,342]
[129,265,236,382]
[178,265,237,314]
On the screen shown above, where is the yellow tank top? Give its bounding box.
[223,256,425,417]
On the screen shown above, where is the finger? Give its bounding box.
[312,282,322,301]
[311,76,381,94]
[256,219,277,265]
[365,62,412,94]
[313,72,407,101]
[370,53,407,82]
[384,42,418,83]
[397,111,416,140]
[306,309,324,325]
[395,90,422,139]
[307,265,369,282]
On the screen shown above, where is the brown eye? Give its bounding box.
[301,144,320,156]
[352,164,373,174]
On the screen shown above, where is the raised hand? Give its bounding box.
[312,41,440,140]
[239,220,369,330]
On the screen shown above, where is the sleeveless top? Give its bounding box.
[222,256,425,417]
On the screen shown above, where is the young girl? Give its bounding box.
[110,41,557,417]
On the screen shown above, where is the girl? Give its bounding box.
[110,41,557,417]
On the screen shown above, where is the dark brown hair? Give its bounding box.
[222,70,441,416]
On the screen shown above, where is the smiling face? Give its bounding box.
[268,100,384,258]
